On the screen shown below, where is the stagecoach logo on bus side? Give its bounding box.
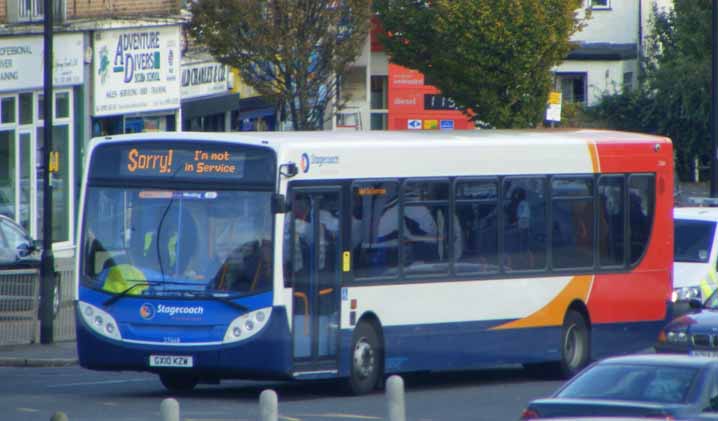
[140,303,156,320]
[300,153,340,174]
[300,153,310,173]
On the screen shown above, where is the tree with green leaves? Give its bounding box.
[373,0,585,128]
[589,1,710,180]
[190,0,370,130]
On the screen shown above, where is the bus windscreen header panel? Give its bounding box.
[89,141,275,184]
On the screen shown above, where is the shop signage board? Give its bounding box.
[93,26,181,116]
[181,60,229,100]
[0,33,83,92]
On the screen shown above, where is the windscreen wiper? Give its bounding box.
[102,280,161,307]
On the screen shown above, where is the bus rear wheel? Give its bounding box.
[159,373,198,392]
[559,310,590,378]
[348,322,382,395]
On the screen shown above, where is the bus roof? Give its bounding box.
[93,129,670,149]
[90,129,672,180]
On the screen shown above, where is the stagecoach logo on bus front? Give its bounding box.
[140,303,156,320]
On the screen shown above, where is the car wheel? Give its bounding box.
[159,373,198,392]
[559,310,590,378]
[347,322,382,395]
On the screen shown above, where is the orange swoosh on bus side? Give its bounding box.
[489,275,594,330]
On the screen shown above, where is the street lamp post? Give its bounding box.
[39,0,55,344]
[712,0,718,197]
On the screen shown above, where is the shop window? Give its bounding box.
[371,76,388,110]
[0,131,15,220]
[55,92,70,119]
[51,125,70,242]
[370,113,387,130]
[1,97,15,124]
[19,93,33,125]
[92,116,123,137]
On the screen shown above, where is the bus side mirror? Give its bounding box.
[272,194,289,214]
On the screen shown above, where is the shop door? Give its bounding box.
[290,188,342,373]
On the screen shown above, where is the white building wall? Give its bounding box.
[554,59,637,106]
[573,1,638,44]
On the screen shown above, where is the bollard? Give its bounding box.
[259,389,278,421]
[50,412,69,421]
[160,398,180,421]
[386,375,406,421]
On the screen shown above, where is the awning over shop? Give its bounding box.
[182,93,240,119]
[238,107,276,120]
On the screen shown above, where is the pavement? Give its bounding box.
[0,341,78,367]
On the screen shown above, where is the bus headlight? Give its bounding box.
[223,308,271,344]
[78,301,122,341]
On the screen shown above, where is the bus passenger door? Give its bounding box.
[290,188,342,372]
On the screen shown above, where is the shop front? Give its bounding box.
[91,25,181,136]
[181,57,239,132]
[0,33,84,245]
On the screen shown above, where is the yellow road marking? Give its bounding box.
[17,408,40,412]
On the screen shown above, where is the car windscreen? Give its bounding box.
[557,363,698,404]
[675,219,716,263]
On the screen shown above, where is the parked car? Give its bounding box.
[673,207,718,316]
[0,214,39,269]
[520,354,718,420]
[0,214,41,313]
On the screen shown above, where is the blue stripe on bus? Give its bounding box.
[336,319,663,377]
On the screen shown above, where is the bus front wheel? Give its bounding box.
[348,322,382,395]
[159,373,198,392]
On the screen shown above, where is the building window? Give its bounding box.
[370,112,387,130]
[370,76,387,110]
[555,73,587,105]
[590,0,610,9]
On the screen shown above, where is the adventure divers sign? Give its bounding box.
[93,26,180,116]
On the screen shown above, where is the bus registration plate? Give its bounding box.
[149,355,194,368]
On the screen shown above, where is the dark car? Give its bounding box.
[0,214,39,269]
[657,288,718,357]
[520,354,718,420]
[0,215,41,313]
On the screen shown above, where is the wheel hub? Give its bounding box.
[353,338,374,378]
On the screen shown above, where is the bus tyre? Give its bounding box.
[159,373,198,392]
[559,310,590,378]
[348,322,382,395]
